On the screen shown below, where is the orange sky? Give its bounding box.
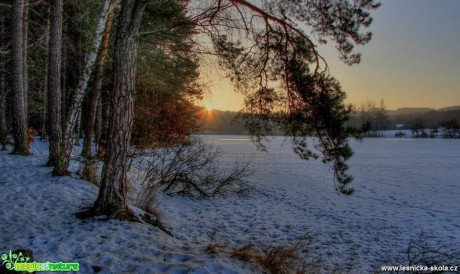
[202,0,460,111]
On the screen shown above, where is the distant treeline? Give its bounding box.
[387,108,460,129]
[197,110,247,135]
[198,105,460,137]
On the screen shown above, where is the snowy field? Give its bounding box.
[160,135,460,272]
[1,135,459,273]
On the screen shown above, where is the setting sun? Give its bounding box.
[205,102,213,111]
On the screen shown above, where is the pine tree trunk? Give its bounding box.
[22,0,28,123]
[92,0,146,217]
[11,0,29,155]
[96,94,110,157]
[82,8,115,157]
[94,97,103,149]
[41,16,50,141]
[0,14,8,150]
[47,0,62,166]
[0,81,6,151]
[53,0,113,175]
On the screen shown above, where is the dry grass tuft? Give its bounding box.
[139,204,172,236]
[260,246,302,274]
[230,244,257,263]
[228,243,317,274]
[204,244,219,254]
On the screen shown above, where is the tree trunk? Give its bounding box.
[53,0,113,175]
[11,0,29,155]
[22,0,28,123]
[41,16,50,141]
[81,8,115,157]
[0,14,8,150]
[92,0,146,217]
[95,93,110,159]
[47,0,62,166]
[94,96,103,149]
[0,80,6,151]
[74,108,81,146]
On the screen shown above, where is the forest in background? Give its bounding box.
[198,105,460,136]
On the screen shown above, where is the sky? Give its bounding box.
[203,0,460,111]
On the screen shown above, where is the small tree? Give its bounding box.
[351,99,389,137]
[440,119,460,138]
[373,99,390,136]
[410,119,427,138]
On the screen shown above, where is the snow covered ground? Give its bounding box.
[159,136,460,272]
[0,140,255,273]
[1,136,459,273]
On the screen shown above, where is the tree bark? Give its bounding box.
[47,0,62,166]
[53,0,113,175]
[92,0,146,217]
[0,14,8,150]
[81,8,115,157]
[74,108,81,146]
[0,77,6,151]
[94,97,103,149]
[40,16,50,141]
[11,0,28,155]
[22,0,28,123]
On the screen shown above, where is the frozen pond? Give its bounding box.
[160,135,460,272]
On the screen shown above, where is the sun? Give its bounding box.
[205,102,213,111]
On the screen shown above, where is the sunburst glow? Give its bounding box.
[205,102,213,111]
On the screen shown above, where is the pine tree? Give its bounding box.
[11,0,29,155]
[47,0,63,166]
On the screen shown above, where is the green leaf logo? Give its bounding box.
[1,250,31,270]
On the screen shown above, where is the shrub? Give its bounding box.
[204,232,318,274]
[132,137,253,199]
[27,128,38,149]
[378,232,460,273]
[394,131,405,138]
[440,119,460,138]
[229,243,317,274]
[406,238,460,268]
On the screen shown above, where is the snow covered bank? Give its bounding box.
[0,140,255,273]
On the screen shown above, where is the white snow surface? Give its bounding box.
[0,140,255,274]
[1,135,459,273]
[158,136,460,272]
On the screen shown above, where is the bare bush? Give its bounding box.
[132,137,254,201]
[406,236,460,269]
[378,232,460,273]
[202,230,320,274]
[227,240,321,274]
